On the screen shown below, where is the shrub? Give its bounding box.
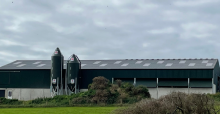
[0,97,22,105]
[115,79,122,87]
[115,92,217,114]
[90,76,110,90]
[208,92,220,101]
[133,85,151,98]
[72,97,91,104]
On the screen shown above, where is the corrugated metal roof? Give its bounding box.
[0,59,218,70]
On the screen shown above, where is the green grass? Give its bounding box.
[0,107,118,114]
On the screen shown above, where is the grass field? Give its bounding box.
[0,107,118,114]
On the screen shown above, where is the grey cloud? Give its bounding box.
[0,0,220,67]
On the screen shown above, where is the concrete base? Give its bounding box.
[189,88,212,94]
[0,88,51,101]
[158,88,188,98]
[0,87,213,100]
[148,88,157,99]
[80,89,88,92]
[157,88,212,98]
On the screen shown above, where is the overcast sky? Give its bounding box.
[0,0,220,67]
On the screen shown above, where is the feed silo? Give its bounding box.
[66,54,81,94]
[51,47,64,96]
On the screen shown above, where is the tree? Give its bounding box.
[90,76,110,103]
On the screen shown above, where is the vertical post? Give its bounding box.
[65,64,67,95]
[157,78,158,99]
[75,77,77,94]
[112,78,114,84]
[50,77,53,97]
[61,57,63,95]
[212,70,216,94]
[188,78,190,94]
[212,78,214,94]
[134,78,136,86]
[30,90,31,100]
[19,88,21,100]
[57,77,59,95]
[43,89,44,98]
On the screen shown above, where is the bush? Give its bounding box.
[72,97,91,104]
[208,92,220,101]
[115,92,217,114]
[115,79,122,87]
[121,82,134,92]
[0,97,22,105]
[132,85,151,98]
[90,76,110,90]
[0,77,151,106]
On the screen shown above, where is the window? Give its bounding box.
[37,64,46,67]
[33,61,41,64]
[8,91,12,97]
[16,64,26,67]
[100,64,107,66]
[157,61,164,64]
[179,60,186,63]
[114,61,122,64]
[202,60,209,63]
[8,90,12,99]
[188,63,195,66]
[135,61,142,64]
[166,63,173,66]
[206,63,213,66]
[143,63,150,66]
[81,64,86,67]
[14,62,22,64]
[93,61,101,64]
[121,63,129,66]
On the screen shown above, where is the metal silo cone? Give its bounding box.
[51,47,64,97]
[66,54,81,95]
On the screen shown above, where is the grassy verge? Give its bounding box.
[0,103,129,108]
[0,107,118,114]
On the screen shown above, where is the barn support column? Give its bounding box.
[134,78,136,86]
[212,78,216,94]
[212,78,214,94]
[112,78,114,84]
[213,70,216,94]
[188,78,190,94]
[157,78,158,99]
[75,77,77,94]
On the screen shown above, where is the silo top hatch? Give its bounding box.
[69,54,80,63]
[52,47,63,56]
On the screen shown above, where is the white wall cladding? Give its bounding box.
[158,88,188,98]
[0,88,214,100]
[3,88,51,101]
[148,88,157,99]
[80,89,88,92]
[189,88,212,94]
[145,88,213,99]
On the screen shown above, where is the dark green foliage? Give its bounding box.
[208,92,220,101]
[121,82,134,92]
[31,98,45,104]
[115,79,122,87]
[0,97,22,105]
[0,77,150,106]
[132,85,151,98]
[107,90,120,104]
